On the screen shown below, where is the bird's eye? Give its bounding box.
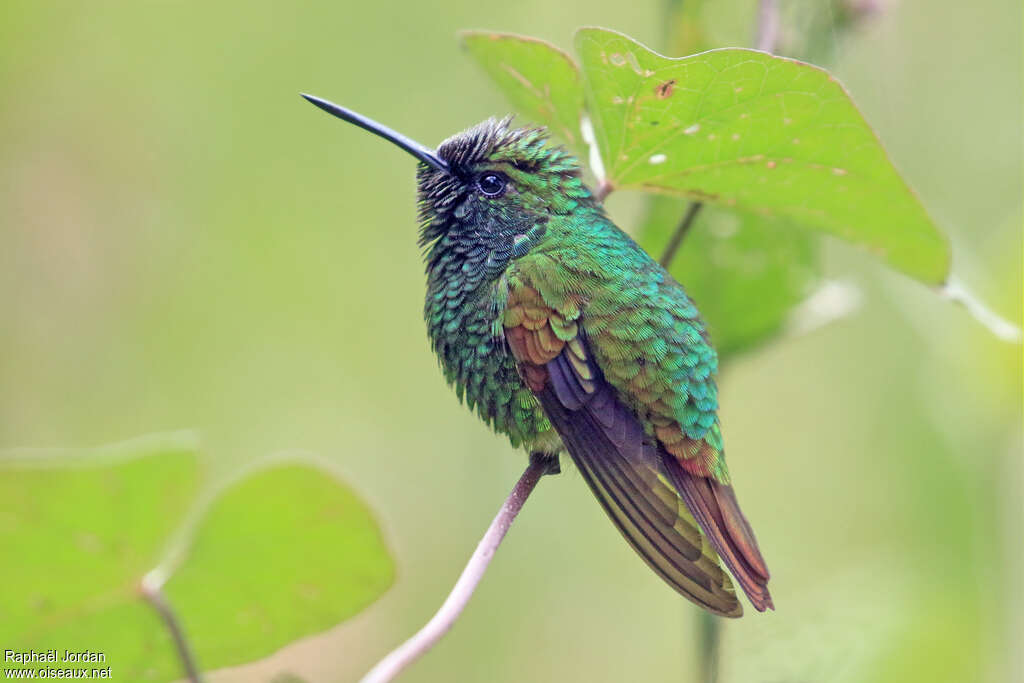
[477,172,507,197]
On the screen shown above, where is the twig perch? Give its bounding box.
[359,453,557,683]
[140,578,202,683]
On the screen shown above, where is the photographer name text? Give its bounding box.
[5,650,106,665]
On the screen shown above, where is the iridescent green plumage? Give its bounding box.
[303,95,772,616]
[417,118,771,615]
[422,120,725,477]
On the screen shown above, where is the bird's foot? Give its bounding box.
[530,451,561,475]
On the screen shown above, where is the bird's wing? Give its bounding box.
[580,269,774,613]
[504,282,747,616]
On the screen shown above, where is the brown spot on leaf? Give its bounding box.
[655,79,676,99]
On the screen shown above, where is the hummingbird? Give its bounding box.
[302,94,772,616]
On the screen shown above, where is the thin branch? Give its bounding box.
[140,580,202,683]
[659,202,703,268]
[359,453,558,683]
[940,277,1022,342]
[756,0,781,53]
[594,179,614,202]
[697,612,721,683]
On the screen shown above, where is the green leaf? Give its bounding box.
[0,435,202,679]
[461,31,586,157]
[0,436,393,681]
[639,196,819,358]
[165,462,394,673]
[574,27,950,283]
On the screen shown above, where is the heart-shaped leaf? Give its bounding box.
[0,435,393,681]
[164,461,394,674]
[575,28,950,284]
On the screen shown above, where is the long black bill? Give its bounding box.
[301,93,450,173]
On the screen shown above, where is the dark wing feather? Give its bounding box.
[536,374,744,616]
[503,285,771,615]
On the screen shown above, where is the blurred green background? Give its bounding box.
[1,0,1020,681]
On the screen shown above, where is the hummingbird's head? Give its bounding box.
[415,116,592,249]
[301,95,597,279]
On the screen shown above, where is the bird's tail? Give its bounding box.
[665,460,774,611]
